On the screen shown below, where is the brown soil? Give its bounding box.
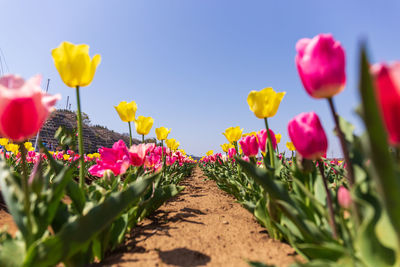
[99,167,300,267]
[0,209,17,235]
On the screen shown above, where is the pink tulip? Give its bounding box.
[228,147,236,159]
[295,34,346,99]
[0,74,60,142]
[239,135,259,157]
[88,140,130,177]
[129,143,147,166]
[288,112,328,160]
[257,129,277,153]
[371,62,400,145]
[337,186,352,209]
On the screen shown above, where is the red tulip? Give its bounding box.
[0,74,60,142]
[295,34,346,99]
[371,62,400,145]
[288,112,328,160]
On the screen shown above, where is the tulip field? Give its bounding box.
[0,23,400,267]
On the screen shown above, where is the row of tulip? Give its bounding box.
[0,41,195,266]
[201,33,400,266]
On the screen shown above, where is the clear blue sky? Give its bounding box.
[1,1,400,156]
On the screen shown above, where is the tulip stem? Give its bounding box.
[318,160,338,239]
[75,86,85,189]
[327,98,354,186]
[264,118,275,168]
[19,143,32,245]
[142,135,145,143]
[128,122,133,147]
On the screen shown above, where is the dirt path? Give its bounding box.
[101,167,299,267]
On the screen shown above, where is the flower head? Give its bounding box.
[52,41,101,87]
[155,127,171,141]
[295,34,346,99]
[223,126,243,143]
[115,101,137,122]
[0,74,60,142]
[134,116,154,135]
[247,87,285,118]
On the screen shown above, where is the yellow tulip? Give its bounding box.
[220,143,233,153]
[6,144,19,154]
[223,126,243,143]
[166,138,180,151]
[286,141,296,151]
[24,142,33,149]
[0,138,9,146]
[178,149,186,155]
[275,133,282,144]
[242,132,257,138]
[63,154,71,160]
[134,116,154,135]
[155,127,171,141]
[52,41,101,88]
[206,150,214,156]
[247,87,286,119]
[114,101,137,122]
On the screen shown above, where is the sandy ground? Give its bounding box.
[99,167,300,267]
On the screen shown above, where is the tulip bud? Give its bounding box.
[228,147,236,159]
[134,116,154,136]
[337,186,352,209]
[257,129,277,153]
[239,135,259,157]
[0,75,60,142]
[223,126,243,143]
[371,62,400,145]
[288,112,328,160]
[295,34,346,99]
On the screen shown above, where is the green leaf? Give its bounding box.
[23,174,156,267]
[0,235,25,267]
[65,179,86,214]
[358,44,400,243]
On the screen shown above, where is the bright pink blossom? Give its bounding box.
[128,143,147,166]
[239,135,259,157]
[257,129,277,153]
[295,34,346,99]
[371,62,400,145]
[88,140,130,177]
[288,112,328,160]
[0,74,60,142]
[228,147,236,159]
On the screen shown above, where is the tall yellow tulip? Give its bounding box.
[222,126,243,144]
[166,138,180,151]
[206,150,214,156]
[114,101,137,147]
[115,101,137,122]
[52,41,101,88]
[247,87,285,119]
[52,41,101,188]
[135,116,154,141]
[155,127,171,141]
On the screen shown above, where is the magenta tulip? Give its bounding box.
[295,34,346,99]
[257,129,277,153]
[228,147,236,159]
[0,74,60,142]
[239,135,259,157]
[88,140,130,177]
[371,62,400,145]
[128,143,147,167]
[288,112,328,160]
